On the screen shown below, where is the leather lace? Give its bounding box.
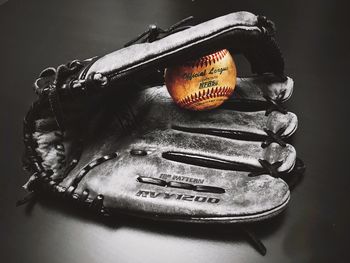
[124,16,194,47]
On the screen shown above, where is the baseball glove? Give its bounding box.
[20,11,304,254]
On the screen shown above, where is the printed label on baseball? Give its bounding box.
[165,49,237,111]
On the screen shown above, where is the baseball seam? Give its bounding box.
[177,86,234,107]
[185,49,228,68]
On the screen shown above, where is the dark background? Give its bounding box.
[1,0,349,262]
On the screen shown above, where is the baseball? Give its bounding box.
[165,49,237,111]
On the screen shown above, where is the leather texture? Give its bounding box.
[63,84,295,223]
[82,12,260,79]
[25,75,298,223]
[21,11,302,224]
[32,11,284,99]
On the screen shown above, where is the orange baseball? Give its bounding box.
[165,49,237,111]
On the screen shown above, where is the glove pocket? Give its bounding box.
[66,143,290,223]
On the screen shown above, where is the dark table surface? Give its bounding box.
[1,0,349,262]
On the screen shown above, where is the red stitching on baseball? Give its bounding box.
[177,86,234,107]
[185,49,228,68]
